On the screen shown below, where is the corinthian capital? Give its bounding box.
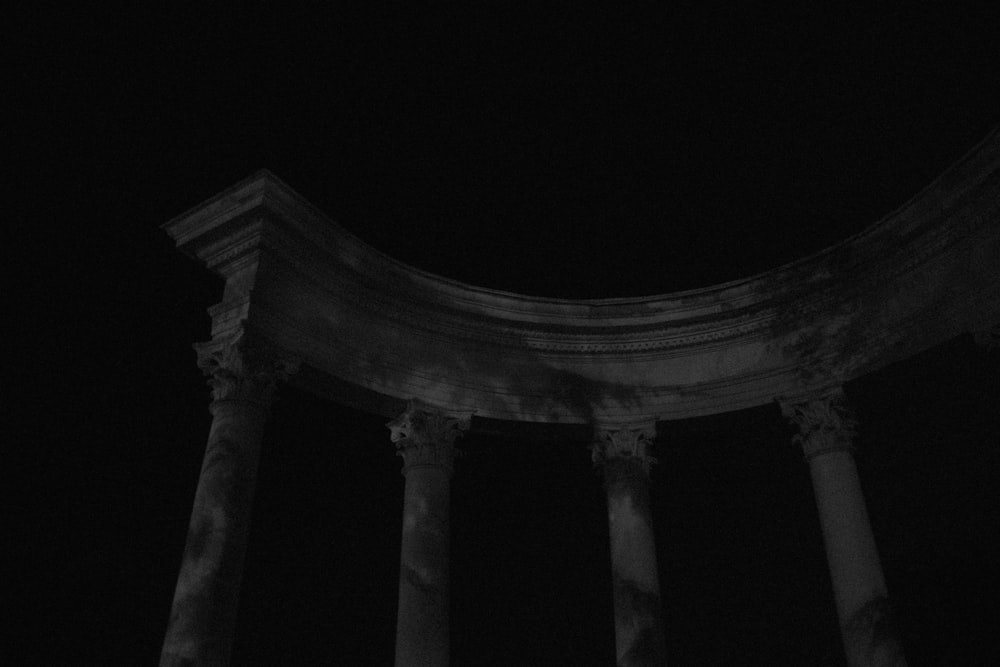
[591,422,658,477]
[194,323,299,406]
[779,387,858,460]
[387,399,470,474]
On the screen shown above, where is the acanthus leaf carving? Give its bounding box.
[194,321,299,406]
[779,387,858,460]
[386,399,471,474]
[591,423,658,477]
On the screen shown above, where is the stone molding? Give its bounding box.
[163,127,1000,424]
[324,191,1000,359]
[194,321,300,407]
[780,388,858,461]
[592,423,658,477]
[387,399,471,475]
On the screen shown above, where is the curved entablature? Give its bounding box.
[164,127,1000,424]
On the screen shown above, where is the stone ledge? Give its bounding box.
[163,127,1000,423]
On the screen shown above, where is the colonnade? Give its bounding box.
[159,330,907,666]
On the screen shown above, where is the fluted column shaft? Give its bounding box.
[593,425,667,667]
[160,325,294,667]
[783,389,906,667]
[388,401,469,667]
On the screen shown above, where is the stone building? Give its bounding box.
[158,127,999,666]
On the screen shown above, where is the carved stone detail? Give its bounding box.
[780,388,858,461]
[843,595,908,666]
[591,423,658,477]
[387,399,470,474]
[193,322,299,406]
[592,421,666,663]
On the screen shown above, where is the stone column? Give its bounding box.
[781,389,907,667]
[160,325,296,667]
[592,423,667,667]
[387,400,469,667]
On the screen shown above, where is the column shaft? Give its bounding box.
[396,465,451,667]
[605,459,667,666]
[783,389,906,667]
[160,324,292,666]
[594,425,667,667]
[160,399,267,667]
[808,450,906,666]
[387,400,468,667]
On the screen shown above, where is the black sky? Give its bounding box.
[10,3,1000,665]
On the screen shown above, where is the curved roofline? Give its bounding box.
[163,126,1000,424]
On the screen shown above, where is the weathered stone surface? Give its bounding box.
[160,324,294,667]
[783,390,907,667]
[161,128,1000,423]
[161,128,1000,662]
[389,400,468,667]
[780,386,857,460]
[388,399,470,476]
[594,424,667,666]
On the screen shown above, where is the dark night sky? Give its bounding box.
[9,3,1000,665]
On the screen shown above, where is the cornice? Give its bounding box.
[163,127,1000,423]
